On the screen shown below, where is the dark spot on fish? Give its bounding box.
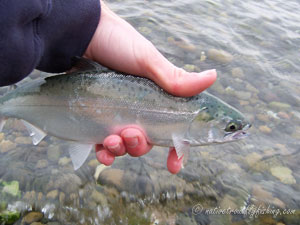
[112,84,116,88]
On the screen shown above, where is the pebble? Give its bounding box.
[0,132,4,142]
[58,157,71,166]
[207,48,233,64]
[235,91,252,100]
[269,101,291,111]
[259,125,272,134]
[35,160,48,169]
[21,211,43,224]
[59,192,65,204]
[138,26,152,34]
[252,185,286,208]
[270,166,296,184]
[98,168,125,190]
[245,152,262,167]
[239,100,249,106]
[47,145,61,162]
[277,111,290,119]
[210,81,225,94]
[88,159,99,168]
[231,67,244,78]
[15,136,32,145]
[220,194,238,209]
[167,36,196,51]
[183,64,196,72]
[46,190,59,199]
[246,83,259,93]
[256,114,270,123]
[90,190,108,206]
[0,140,17,153]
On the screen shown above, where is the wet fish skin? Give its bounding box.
[0,58,250,169]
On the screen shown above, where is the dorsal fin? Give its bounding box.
[70,57,112,73]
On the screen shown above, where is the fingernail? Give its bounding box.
[107,143,120,152]
[124,136,139,148]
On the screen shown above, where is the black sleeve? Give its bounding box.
[0,0,100,86]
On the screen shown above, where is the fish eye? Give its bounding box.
[225,121,241,132]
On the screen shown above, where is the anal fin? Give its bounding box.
[69,143,93,170]
[21,120,47,145]
[172,133,190,161]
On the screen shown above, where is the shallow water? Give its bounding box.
[0,0,299,224]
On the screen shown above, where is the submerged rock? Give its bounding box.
[207,49,233,64]
[2,180,21,197]
[0,140,17,153]
[270,166,296,184]
[259,125,272,134]
[21,211,43,224]
[0,210,20,225]
[269,101,291,111]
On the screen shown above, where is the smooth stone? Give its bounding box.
[246,83,259,93]
[269,101,291,111]
[98,168,125,190]
[88,159,99,168]
[15,136,32,145]
[277,111,290,119]
[46,190,59,199]
[207,48,233,63]
[0,210,20,224]
[256,114,270,122]
[58,157,71,166]
[54,174,82,194]
[167,36,196,51]
[35,160,48,169]
[210,81,225,94]
[252,185,286,208]
[245,152,262,167]
[183,64,196,72]
[23,191,36,200]
[220,194,238,209]
[224,86,235,96]
[259,125,272,134]
[0,140,17,153]
[47,146,61,162]
[231,67,244,78]
[270,166,296,184]
[235,91,252,100]
[22,212,43,224]
[59,192,65,204]
[0,133,4,142]
[2,180,20,197]
[90,190,108,206]
[138,26,152,34]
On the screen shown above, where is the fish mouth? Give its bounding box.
[224,123,251,141]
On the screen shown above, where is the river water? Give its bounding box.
[0,0,299,224]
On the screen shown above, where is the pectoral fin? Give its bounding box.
[69,143,93,170]
[21,120,47,145]
[172,133,190,160]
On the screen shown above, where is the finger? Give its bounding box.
[103,135,126,156]
[95,146,115,166]
[121,128,152,157]
[167,147,183,174]
[150,64,217,97]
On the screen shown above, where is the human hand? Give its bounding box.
[84,0,217,174]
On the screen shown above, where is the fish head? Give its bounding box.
[188,94,251,145]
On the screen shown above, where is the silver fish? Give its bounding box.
[0,58,250,169]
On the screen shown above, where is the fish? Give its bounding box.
[0,58,251,170]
